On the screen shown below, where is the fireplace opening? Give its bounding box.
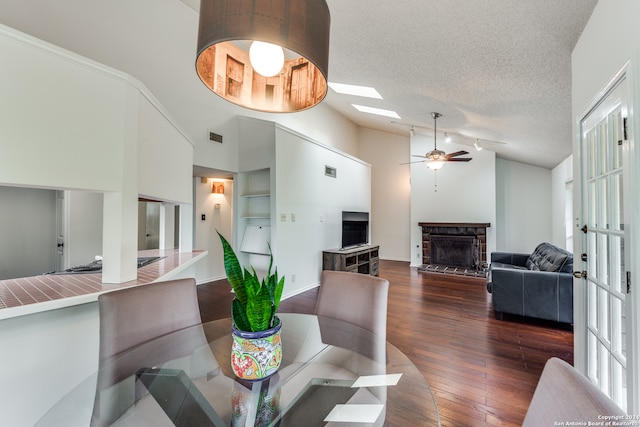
[430,235,479,268]
[418,222,489,277]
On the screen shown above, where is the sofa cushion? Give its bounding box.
[526,242,572,273]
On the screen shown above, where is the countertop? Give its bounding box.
[0,249,207,320]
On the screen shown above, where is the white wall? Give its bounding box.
[137,95,193,204]
[572,0,640,119]
[66,191,104,268]
[409,134,497,266]
[496,158,552,253]
[192,117,368,291]
[356,128,411,262]
[194,178,234,284]
[0,26,129,192]
[0,302,100,427]
[0,186,57,279]
[0,189,104,279]
[551,156,573,249]
[275,126,371,297]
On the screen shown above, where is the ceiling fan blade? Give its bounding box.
[445,151,469,158]
[445,157,472,162]
[412,155,428,159]
[399,160,428,165]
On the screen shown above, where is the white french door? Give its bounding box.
[577,72,633,411]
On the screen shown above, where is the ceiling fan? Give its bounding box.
[402,112,473,170]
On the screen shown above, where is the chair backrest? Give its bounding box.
[97,277,202,361]
[522,357,625,426]
[92,278,203,425]
[315,270,389,341]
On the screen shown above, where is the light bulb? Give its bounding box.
[427,160,444,170]
[249,41,285,77]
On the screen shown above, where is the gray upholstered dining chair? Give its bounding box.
[522,357,625,426]
[97,278,202,358]
[314,270,390,342]
[92,277,207,426]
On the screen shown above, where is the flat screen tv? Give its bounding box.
[341,211,369,249]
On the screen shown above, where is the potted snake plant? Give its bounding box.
[218,231,285,380]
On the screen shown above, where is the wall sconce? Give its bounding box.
[195,0,331,113]
[212,182,225,194]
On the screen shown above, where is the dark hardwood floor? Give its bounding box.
[198,260,573,427]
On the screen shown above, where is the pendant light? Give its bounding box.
[196,0,331,113]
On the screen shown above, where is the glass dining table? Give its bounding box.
[37,313,440,426]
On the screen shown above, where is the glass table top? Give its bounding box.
[37,313,440,426]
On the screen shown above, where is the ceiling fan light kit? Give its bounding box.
[427,160,444,170]
[195,0,330,113]
[405,112,473,170]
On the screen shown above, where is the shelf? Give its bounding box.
[241,192,270,198]
[322,245,380,277]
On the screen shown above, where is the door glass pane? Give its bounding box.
[589,330,598,382]
[609,235,623,294]
[589,281,598,330]
[611,110,623,170]
[587,130,597,180]
[599,287,610,343]
[611,173,623,230]
[612,359,628,412]
[600,341,610,393]
[588,232,597,278]
[588,181,597,228]
[599,177,608,229]
[598,121,608,175]
[598,232,609,286]
[611,296,624,356]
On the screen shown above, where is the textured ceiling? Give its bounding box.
[181,0,598,168]
[325,0,598,169]
[1,0,598,169]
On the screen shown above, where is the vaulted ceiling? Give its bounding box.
[1,0,598,169]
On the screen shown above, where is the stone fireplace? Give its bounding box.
[419,222,490,275]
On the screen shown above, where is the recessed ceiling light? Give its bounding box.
[352,104,400,119]
[329,83,382,99]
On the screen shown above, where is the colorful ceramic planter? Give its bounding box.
[231,318,282,380]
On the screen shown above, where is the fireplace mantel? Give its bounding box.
[419,222,490,228]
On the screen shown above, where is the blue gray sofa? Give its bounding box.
[486,242,574,324]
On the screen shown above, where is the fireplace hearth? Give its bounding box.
[418,222,489,277]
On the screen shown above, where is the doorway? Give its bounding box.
[576,70,633,411]
[138,201,160,250]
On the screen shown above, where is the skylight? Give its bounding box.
[328,82,382,99]
[352,104,400,119]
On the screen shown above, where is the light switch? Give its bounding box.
[291,213,296,222]
[281,213,287,221]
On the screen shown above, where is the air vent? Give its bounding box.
[325,165,337,178]
[209,132,223,143]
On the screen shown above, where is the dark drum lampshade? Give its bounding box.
[196,0,330,113]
